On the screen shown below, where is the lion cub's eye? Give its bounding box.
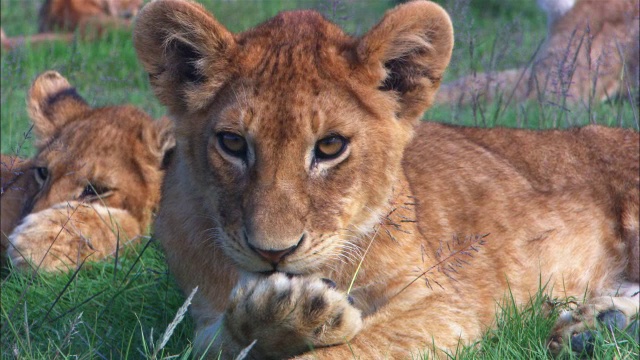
[34,167,49,186]
[217,132,248,159]
[315,135,348,160]
[80,183,112,200]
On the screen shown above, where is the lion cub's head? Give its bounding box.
[134,0,452,274]
[24,71,173,230]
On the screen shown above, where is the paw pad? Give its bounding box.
[596,309,627,331]
[570,330,595,354]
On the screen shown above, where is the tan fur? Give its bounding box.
[1,0,143,50]
[2,71,174,271]
[134,0,639,358]
[38,0,142,33]
[435,0,640,106]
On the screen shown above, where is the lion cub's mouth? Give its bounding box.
[258,270,299,277]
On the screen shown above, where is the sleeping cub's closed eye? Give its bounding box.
[80,183,113,201]
[34,166,49,187]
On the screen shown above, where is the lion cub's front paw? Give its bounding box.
[7,205,85,271]
[7,202,140,271]
[223,273,363,359]
[548,295,639,356]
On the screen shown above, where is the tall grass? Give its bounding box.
[1,0,638,359]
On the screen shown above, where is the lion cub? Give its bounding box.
[1,71,173,271]
[134,0,639,358]
[38,0,143,33]
[2,0,143,50]
[436,0,639,106]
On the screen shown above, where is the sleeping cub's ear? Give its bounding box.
[357,1,454,121]
[27,71,90,146]
[133,0,236,116]
[148,116,176,170]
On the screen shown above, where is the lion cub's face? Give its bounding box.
[200,75,407,274]
[25,71,173,227]
[134,0,453,274]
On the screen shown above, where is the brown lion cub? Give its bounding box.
[1,71,174,271]
[134,0,639,358]
[38,0,143,33]
[435,0,639,106]
[2,0,143,50]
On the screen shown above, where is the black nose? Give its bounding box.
[247,235,304,265]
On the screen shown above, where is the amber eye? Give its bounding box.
[34,167,49,186]
[315,135,348,160]
[80,183,112,200]
[217,132,248,159]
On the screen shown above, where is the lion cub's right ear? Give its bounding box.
[133,0,236,116]
[27,71,90,146]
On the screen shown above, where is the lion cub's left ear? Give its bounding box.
[357,1,454,121]
[27,71,91,147]
[133,0,235,116]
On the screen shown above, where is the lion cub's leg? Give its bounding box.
[549,190,640,356]
[7,201,141,271]
[548,282,639,356]
[196,273,362,359]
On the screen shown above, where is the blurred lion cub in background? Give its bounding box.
[1,71,173,271]
[436,0,639,106]
[2,0,144,50]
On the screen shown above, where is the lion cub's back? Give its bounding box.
[406,123,639,194]
[404,122,639,284]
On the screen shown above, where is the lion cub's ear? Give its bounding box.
[148,116,176,170]
[357,1,454,121]
[133,0,235,116]
[27,71,91,146]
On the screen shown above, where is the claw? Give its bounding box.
[347,295,355,305]
[321,278,337,289]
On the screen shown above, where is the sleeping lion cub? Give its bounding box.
[1,71,173,271]
[134,0,639,358]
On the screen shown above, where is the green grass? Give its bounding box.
[2,238,194,358]
[1,0,638,359]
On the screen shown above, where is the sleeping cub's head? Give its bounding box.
[134,0,453,274]
[24,71,173,229]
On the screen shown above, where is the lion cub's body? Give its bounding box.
[2,0,143,50]
[134,0,639,358]
[436,0,639,106]
[1,71,173,271]
[39,0,142,33]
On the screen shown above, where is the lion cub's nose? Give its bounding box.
[253,246,297,264]
[248,235,303,265]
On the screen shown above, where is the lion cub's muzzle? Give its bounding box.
[245,233,305,268]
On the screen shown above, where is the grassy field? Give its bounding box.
[1,0,638,359]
